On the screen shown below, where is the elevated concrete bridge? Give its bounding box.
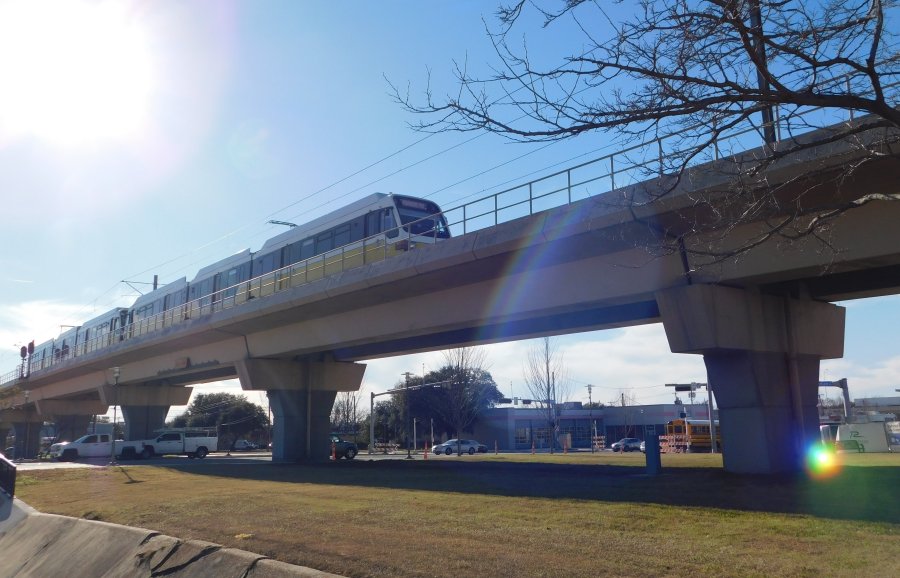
[2,117,899,474]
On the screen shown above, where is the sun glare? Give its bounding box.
[0,1,155,147]
[805,443,841,480]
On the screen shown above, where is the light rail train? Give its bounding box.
[21,193,449,376]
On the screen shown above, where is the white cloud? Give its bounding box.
[0,300,91,368]
[822,356,900,401]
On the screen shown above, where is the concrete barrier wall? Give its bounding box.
[0,496,342,577]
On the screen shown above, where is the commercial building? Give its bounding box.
[471,401,713,451]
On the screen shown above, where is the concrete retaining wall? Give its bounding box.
[0,495,343,577]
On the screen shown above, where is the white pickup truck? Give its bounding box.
[49,429,217,461]
[135,429,217,459]
[49,433,141,461]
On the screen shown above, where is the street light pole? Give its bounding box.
[368,379,449,455]
[369,391,375,454]
[402,372,413,459]
[22,390,30,462]
[109,367,120,465]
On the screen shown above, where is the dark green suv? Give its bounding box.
[330,435,358,459]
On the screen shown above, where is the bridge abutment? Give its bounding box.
[657,284,844,475]
[236,358,366,462]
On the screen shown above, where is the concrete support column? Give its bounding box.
[657,284,845,475]
[703,351,822,473]
[268,389,338,462]
[1,407,43,459]
[101,384,191,441]
[120,406,171,441]
[11,421,42,459]
[236,357,366,462]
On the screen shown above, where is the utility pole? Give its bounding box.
[587,384,594,453]
[550,371,556,454]
[369,391,375,454]
[402,372,414,459]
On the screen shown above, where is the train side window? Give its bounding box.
[255,250,280,275]
[292,238,314,261]
[316,230,334,253]
[349,216,365,242]
[366,211,381,235]
[333,223,351,247]
[383,208,398,238]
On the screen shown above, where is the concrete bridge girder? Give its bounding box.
[236,358,365,461]
[34,399,108,416]
[657,284,845,474]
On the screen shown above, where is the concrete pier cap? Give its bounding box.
[656,284,845,475]
[100,384,193,441]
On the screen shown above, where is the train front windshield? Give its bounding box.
[394,196,451,239]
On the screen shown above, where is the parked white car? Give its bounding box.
[431,439,487,455]
[233,439,258,451]
[611,438,642,452]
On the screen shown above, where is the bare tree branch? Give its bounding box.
[395,0,900,267]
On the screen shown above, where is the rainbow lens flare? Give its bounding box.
[805,443,841,479]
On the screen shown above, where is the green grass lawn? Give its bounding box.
[14,452,900,577]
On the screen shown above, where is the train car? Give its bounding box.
[187,249,253,316]
[52,326,80,364]
[247,193,450,298]
[13,193,450,374]
[75,308,130,356]
[130,277,189,337]
[28,339,55,373]
[664,418,722,452]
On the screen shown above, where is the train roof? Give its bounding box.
[258,193,393,252]
[79,307,128,329]
[191,249,253,282]
[131,277,189,309]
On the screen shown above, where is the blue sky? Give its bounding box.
[0,1,897,418]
